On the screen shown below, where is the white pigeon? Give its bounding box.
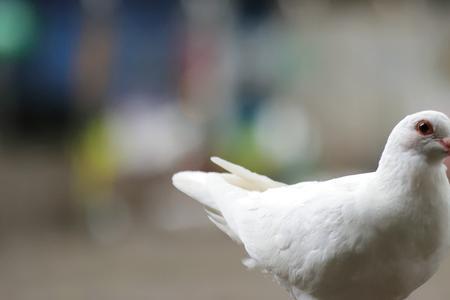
[172,110,450,300]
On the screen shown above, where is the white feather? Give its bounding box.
[172,110,450,300]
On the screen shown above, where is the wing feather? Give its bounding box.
[211,157,286,191]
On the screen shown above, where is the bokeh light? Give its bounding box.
[1,1,450,300]
[0,0,36,57]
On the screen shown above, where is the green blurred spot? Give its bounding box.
[0,0,36,57]
[72,117,118,197]
[218,124,276,175]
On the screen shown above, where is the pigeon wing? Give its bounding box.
[211,157,286,191]
[229,172,374,292]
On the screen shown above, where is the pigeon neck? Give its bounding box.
[376,150,446,193]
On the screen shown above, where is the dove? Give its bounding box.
[172,110,450,300]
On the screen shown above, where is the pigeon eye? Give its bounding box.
[416,120,434,136]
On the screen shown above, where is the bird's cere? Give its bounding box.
[439,137,450,153]
[172,110,450,300]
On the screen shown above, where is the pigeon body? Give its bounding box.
[172,111,450,300]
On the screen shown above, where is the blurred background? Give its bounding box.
[2,0,450,299]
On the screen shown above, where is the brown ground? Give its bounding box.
[1,228,450,300]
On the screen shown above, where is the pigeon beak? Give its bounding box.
[439,137,450,154]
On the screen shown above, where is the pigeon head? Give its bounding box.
[384,111,450,163]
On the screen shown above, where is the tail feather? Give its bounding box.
[172,157,285,243]
[206,208,242,243]
[211,157,285,191]
[172,171,217,211]
[172,170,244,243]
